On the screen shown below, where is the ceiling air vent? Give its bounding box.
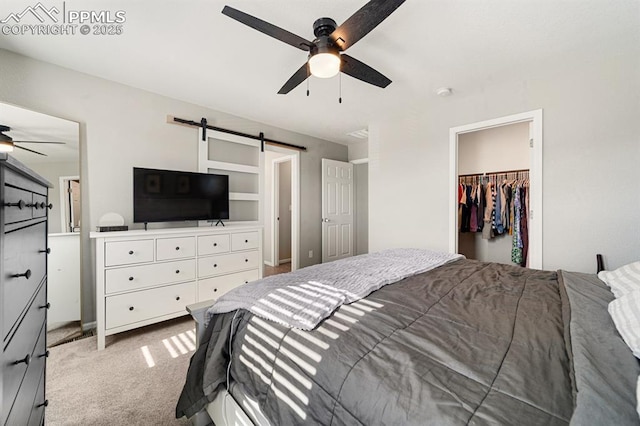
[347,129,368,139]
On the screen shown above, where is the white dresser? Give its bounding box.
[91,225,262,350]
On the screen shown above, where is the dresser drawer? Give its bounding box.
[3,222,47,337]
[198,269,260,300]
[27,369,46,426]
[198,250,260,278]
[3,185,33,224]
[3,295,46,418]
[231,231,259,251]
[105,282,196,330]
[3,322,46,426]
[157,236,196,261]
[198,234,230,255]
[31,193,48,219]
[105,259,196,294]
[105,239,154,266]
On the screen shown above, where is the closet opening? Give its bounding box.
[449,110,543,269]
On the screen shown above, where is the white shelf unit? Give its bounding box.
[92,225,263,350]
[198,129,264,225]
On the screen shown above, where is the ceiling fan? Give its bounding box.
[221,0,406,95]
[0,125,66,156]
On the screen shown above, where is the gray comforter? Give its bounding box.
[177,259,640,425]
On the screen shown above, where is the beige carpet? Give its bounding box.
[46,316,196,425]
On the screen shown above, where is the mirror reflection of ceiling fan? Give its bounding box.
[222,0,406,95]
[0,125,66,156]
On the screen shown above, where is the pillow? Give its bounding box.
[608,290,640,358]
[598,261,640,298]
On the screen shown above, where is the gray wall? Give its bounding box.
[355,163,369,255]
[369,53,640,273]
[0,49,347,324]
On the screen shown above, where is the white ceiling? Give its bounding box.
[0,0,638,145]
[0,102,79,163]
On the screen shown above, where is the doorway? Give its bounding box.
[263,146,299,276]
[449,110,543,269]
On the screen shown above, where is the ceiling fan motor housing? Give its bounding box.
[310,18,340,60]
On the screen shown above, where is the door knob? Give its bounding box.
[322,218,330,223]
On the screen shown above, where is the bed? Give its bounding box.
[176,249,640,425]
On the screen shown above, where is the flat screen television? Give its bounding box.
[133,167,229,224]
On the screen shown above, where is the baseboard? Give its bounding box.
[264,261,274,267]
[82,321,96,332]
[279,258,291,264]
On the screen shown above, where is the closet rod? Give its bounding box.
[458,168,529,178]
[167,115,307,152]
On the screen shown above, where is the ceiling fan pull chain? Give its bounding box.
[306,76,310,97]
[339,72,343,104]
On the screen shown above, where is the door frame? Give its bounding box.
[448,109,543,269]
[267,146,300,271]
[272,156,293,267]
[59,175,80,233]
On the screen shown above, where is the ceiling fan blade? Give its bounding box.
[278,62,310,94]
[222,6,312,51]
[340,54,391,88]
[14,141,66,144]
[15,145,47,156]
[330,0,406,51]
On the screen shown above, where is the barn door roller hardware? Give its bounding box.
[167,115,307,152]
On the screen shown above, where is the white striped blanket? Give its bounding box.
[205,248,463,330]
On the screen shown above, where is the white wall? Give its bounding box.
[348,141,368,161]
[25,160,79,234]
[457,122,529,264]
[0,49,347,324]
[355,163,369,255]
[369,53,640,273]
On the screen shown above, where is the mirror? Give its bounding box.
[0,102,82,346]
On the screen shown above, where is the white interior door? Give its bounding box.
[322,159,354,263]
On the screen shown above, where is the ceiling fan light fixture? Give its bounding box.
[309,52,340,79]
[0,140,14,153]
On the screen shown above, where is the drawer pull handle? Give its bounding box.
[244,281,249,284]
[129,306,134,311]
[12,269,32,279]
[129,250,134,255]
[175,270,180,274]
[213,288,218,292]
[176,296,181,301]
[38,400,49,408]
[33,202,40,209]
[245,259,249,262]
[4,200,27,209]
[245,239,249,243]
[14,354,31,366]
[213,264,217,268]
[40,302,51,310]
[47,203,53,210]
[39,350,50,358]
[175,246,180,250]
[39,248,51,254]
[213,243,218,247]
[128,277,134,281]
